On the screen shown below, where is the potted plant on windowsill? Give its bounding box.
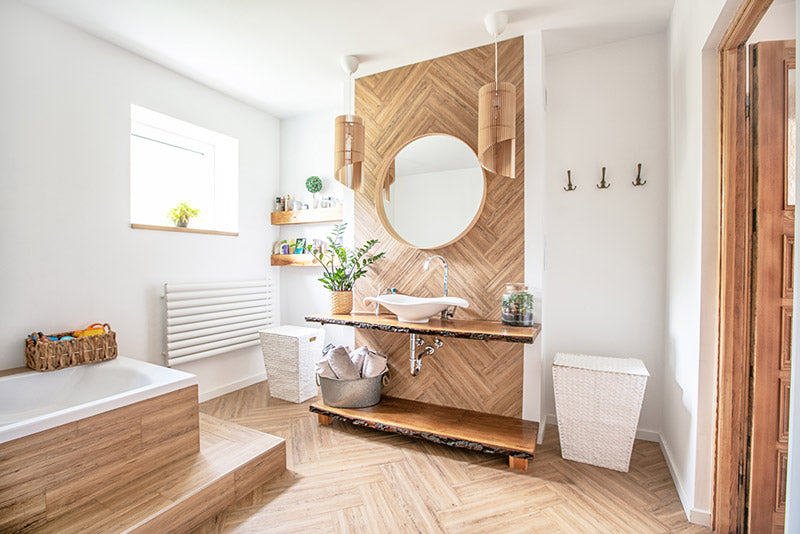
[313,223,386,315]
[168,202,199,228]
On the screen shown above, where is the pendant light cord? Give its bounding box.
[494,36,498,89]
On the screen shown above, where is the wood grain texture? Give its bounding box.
[0,386,199,533]
[270,254,321,267]
[748,39,795,534]
[269,207,343,225]
[353,37,525,417]
[309,396,538,460]
[129,224,238,237]
[306,313,540,343]
[714,4,775,531]
[192,381,711,534]
[715,44,752,534]
[28,413,285,534]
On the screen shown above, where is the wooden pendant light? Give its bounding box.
[334,114,365,191]
[478,12,516,180]
[478,81,516,179]
[334,56,365,191]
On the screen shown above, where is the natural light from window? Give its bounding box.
[130,105,239,233]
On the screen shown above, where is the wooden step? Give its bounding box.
[309,396,538,470]
[28,414,285,534]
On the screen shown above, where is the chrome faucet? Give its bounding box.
[374,285,395,315]
[423,255,453,320]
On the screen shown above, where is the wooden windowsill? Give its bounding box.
[130,223,238,236]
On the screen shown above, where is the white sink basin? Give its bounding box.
[363,294,469,323]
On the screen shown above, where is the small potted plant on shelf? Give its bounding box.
[306,176,323,208]
[313,223,386,315]
[168,202,199,228]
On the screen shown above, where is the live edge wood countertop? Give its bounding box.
[305,314,541,344]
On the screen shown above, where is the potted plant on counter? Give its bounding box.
[168,202,199,228]
[313,223,386,315]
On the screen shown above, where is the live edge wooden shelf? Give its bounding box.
[310,397,538,470]
[304,313,541,344]
[305,313,542,470]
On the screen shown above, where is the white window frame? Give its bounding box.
[130,104,239,233]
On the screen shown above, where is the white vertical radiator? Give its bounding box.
[164,280,274,367]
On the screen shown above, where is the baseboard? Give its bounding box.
[544,414,661,443]
[199,374,266,403]
[689,507,711,527]
[659,436,695,524]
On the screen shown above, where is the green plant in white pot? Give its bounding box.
[313,223,386,315]
[306,175,323,208]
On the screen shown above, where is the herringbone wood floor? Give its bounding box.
[192,382,710,534]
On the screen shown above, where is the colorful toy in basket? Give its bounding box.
[73,323,107,337]
[25,323,118,372]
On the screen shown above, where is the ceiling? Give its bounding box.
[23,0,675,118]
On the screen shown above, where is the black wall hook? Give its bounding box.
[632,163,646,186]
[564,170,577,191]
[597,167,611,189]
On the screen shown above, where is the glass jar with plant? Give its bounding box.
[168,202,199,228]
[501,283,534,326]
[313,223,386,315]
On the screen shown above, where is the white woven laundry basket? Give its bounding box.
[259,325,324,403]
[552,353,649,472]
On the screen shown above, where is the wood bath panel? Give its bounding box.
[354,37,525,417]
[0,385,199,532]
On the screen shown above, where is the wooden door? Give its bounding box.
[749,39,795,534]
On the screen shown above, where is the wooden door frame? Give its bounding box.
[715,0,774,532]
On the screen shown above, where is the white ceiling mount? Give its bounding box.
[483,11,508,38]
[340,55,360,76]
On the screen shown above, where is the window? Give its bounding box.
[130,105,238,233]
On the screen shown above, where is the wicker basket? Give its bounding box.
[25,323,118,372]
[552,353,648,472]
[329,291,353,315]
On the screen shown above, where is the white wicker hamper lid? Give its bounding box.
[553,353,649,376]
[259,325,322,338]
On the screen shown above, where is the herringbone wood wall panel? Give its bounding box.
[353,38,525,417]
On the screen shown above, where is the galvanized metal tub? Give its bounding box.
[317,373,388,408]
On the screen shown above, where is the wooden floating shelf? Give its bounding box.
[271,254,321,267]
[305,313,540,344]
[310,396,537,470]
[270,206,343,225]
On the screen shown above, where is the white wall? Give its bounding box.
[277,109,355,349]
[542,33,668,438]
[664,0,741,524]
[0,1,280,399]
[523,31,547,431]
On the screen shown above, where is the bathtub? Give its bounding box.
[0,356,197,444]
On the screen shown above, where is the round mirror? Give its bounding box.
[378,135,485,249]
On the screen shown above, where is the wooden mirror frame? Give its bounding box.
[374,133,488,250]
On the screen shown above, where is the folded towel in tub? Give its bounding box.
[362,350,388,378]
[327,346,361,380]
[315,359,337,379]
[349,346,369,370]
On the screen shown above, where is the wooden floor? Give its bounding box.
[29,414,285,534]
[194,382,711,534]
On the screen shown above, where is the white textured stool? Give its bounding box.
[259,325,324,403]
[552,353,649,472]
